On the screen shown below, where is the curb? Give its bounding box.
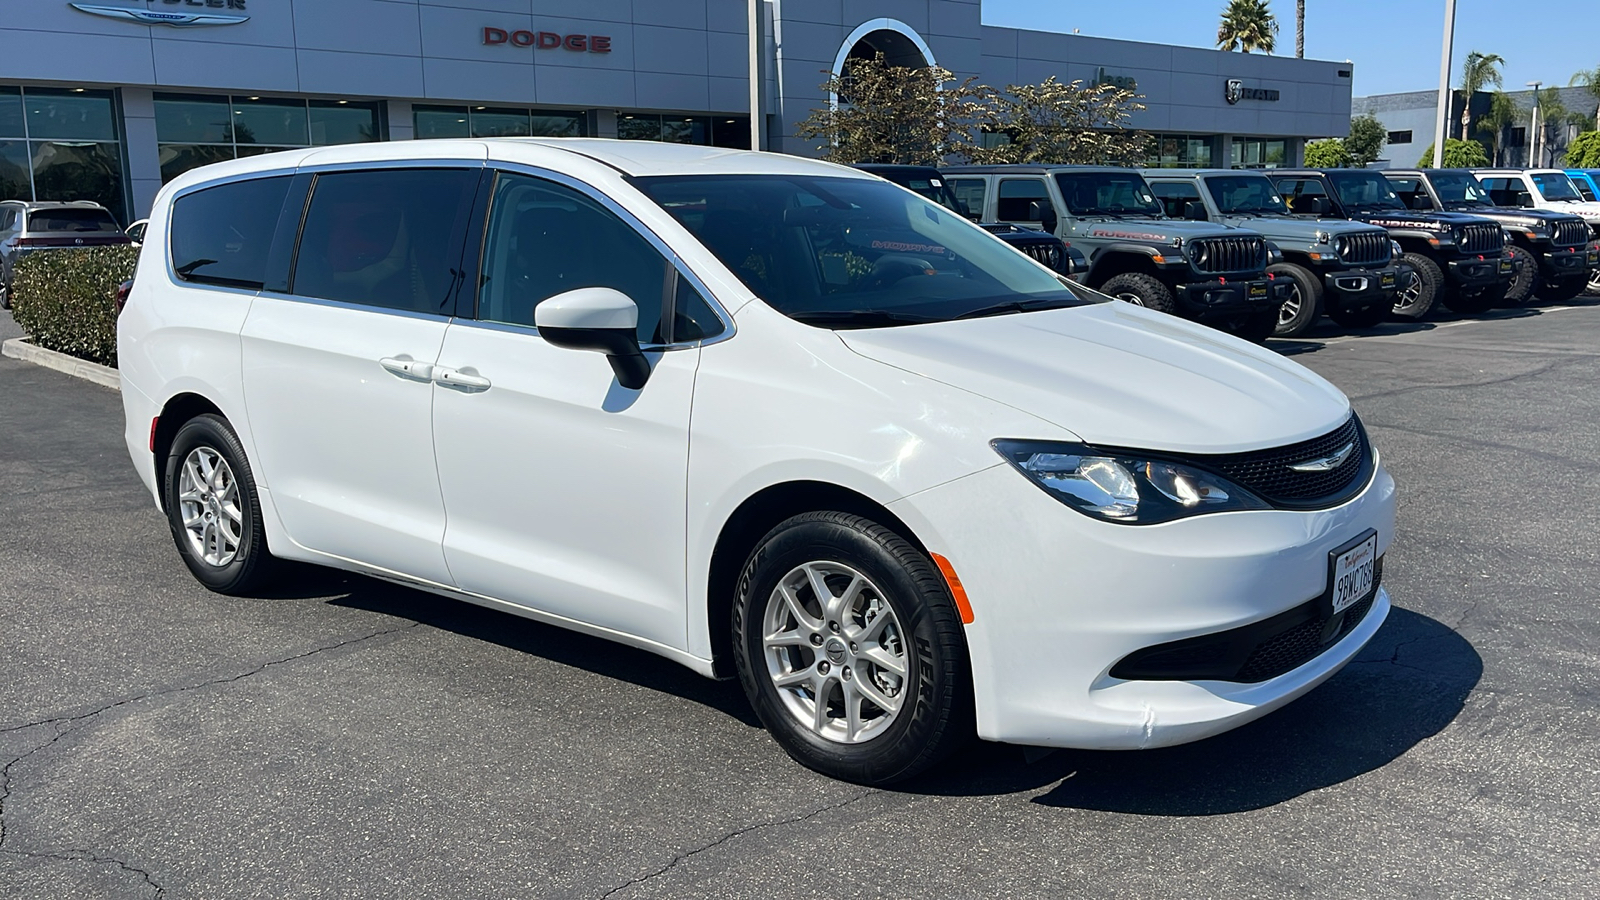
[1,337,121,391]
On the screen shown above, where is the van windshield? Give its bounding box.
[634,174,1098,328]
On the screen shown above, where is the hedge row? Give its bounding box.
[10,245,138,368]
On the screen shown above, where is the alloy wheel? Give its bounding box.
[177,446,243,567]
[1277,284,1303,327]
[762,561,907,744]
[1588,266,1600,295]
[1394,270,1424,314]
[1115,292,1145,306]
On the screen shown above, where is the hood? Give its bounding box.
[1545,201,1600,224]
[1220,214,1383,242]
[1074,218,1246,241]
[1352,209,1496,232]
[1454,206,1586,227]
[837,301,1350,454]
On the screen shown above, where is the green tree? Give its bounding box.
[794,54,992,165]
[1217,0,1278,54]
[1530,86,1581,165]
[1345,114,1387,166]
[1571,65,1600,132]
[1303,139,1352,167]
[1477,90,1521,165]
[1567,131,1600,167]
[1456,51,1504,141]
[972,77,1150,165]
[1417,139,1490,168]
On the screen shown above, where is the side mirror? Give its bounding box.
[1309,197,1331,215]
[1030,199,1058,234]
[1184,201,1208,221]
[1514,190,1534,208]
[1408,193,1433,210]
[534,287,651,390]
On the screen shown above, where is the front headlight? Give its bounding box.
[1314,230,1333,245]
[992,440,1269,524]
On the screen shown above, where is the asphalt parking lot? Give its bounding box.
[3,303,1599,899]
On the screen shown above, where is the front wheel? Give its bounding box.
[1393,253,1442,320]
[1099,272,1179,315]
[732,512,972,785]
[1267,263,1323,337]
[163,414,278,595]
[1499,245,1537,307]
[1587,264,1600,297]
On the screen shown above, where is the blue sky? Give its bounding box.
[982,0,1599,98]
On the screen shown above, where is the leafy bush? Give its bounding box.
[1303,139,1354,168]
[1567,131,1600,167]
[1417,139,1490,168]
[10,245,137,367]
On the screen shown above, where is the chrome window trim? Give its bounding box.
[474,161,736,350]
[252,289,453,323]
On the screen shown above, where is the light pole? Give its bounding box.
[1432,0,1456,169]
[748,0,764,152]
[1526,80,1542,166]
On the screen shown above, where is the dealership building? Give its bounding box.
[0,0,1356,224]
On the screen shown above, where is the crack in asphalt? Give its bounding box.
[0,847,166,898]
[1349,356,1583,403]
[0,623,419,889]
[597,790,879,898]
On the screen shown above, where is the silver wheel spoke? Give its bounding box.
[764,629,809,649]
[778,582,821,632]
[177,445,243,568]
[773,668,811,689]
[855,675,898,715]
[843,684,864,741]
[860,645,906,677]
[219,501,243,526]
[804,564,837,617]
[813,680,832,732]
[854,608,893,643]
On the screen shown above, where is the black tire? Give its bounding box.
[1499,245,1537,307]
[162,414,278,595]
[1325,302,1389,329]
[1267,262,1322,336]
[1228,308,1278,344]
[1586,265,1600,298]
[1539,275,1587,304]
[1442,284,1500,315]
[732,511,973,786]
[1099,272,1179,315]
[0,282,10,311]
[1393,253,1442,320]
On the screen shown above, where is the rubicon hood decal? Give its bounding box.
[71,3,250,27]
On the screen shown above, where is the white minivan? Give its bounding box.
[119,140,1395,784]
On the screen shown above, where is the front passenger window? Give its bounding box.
[478,172,669,344]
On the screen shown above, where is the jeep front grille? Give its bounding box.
[1018,241,1066,272]
[1554,219,1591,248]
[1190,236,1265,274]
[1459,222,1502,254]
[1334,232,1390,266]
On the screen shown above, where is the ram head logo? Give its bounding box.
[1225,79,1245,105]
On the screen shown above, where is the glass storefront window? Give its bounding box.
[155,94,385,183]
[0,87,25,139]
[234,97,309,146]
[158,144,233,184]
[414,106,583,140]
[662,116,710,144]
[153,94,230,143]
[531,112,582,137]
[24,89,116,141]
[0,141,30,201]
[30,141,124,220]
[618,114,663,141]
[414,105,470,139]
[711,116,750,149]
[1230,137,1290,169]
[469,107,531,138]
[308,100,381,145]
[0,87,127,222]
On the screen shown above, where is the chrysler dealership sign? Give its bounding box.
[71,1,249,27]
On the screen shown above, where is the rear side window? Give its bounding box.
[1479,177,1520,206]
[292,168,479,314]
[997,178,1050,221]
[28,208,121,233]
[171,176,293,289]
[1150,181,1202,218]
[948,178,987,219]
[1275,178,1328,214]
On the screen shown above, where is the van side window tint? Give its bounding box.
[170,176,292,289]
[948,178,987,218]
[997,179,1049,221]
[292,168,478,314]
[671,272,723,343]
[478,172,668,344]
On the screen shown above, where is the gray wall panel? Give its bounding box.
[842,0,929,33]
[298,49,426,98]
[636,74,713,111]
[291,0,423,57]
[778,21,847,65]
[0,33,157,85]
[633,0,709,30]
[534,65,638,107]
[634,25,710,75]
[421,58,538,104]
[424,1,535,15]
[708,31,749,77]
[152,40,298,93]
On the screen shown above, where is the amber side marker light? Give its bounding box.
[930,553,975,624]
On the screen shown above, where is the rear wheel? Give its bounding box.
[1587,264,1600,297]
[0,282,10,311]
[1499,245,1537,307]
[1393,253,1441,320]
[1267,263,1322,336]
[732,512,972,785]
[1099,272,1179,315]
[163,414,278,595]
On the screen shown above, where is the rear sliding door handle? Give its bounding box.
[379,356,433,381]
[433,366,491,392]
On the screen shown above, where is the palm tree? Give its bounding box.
[1296,0,1305,58]
[1456,51,1504,141]
[1572,66,1600,131]
[1217,0,1278,54]
[1477,90,1520,165]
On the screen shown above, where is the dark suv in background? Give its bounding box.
[1271,169,1512,319]
[1383,169,1594,306]
[851,164,1088,281]
[0,200,131,310]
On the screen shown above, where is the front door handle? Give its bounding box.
[433,366,491,393]
[379,356,433,381]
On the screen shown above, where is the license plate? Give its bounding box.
[1249,283,1268,299]
[1380,272,1396,288]
[1499,259,1513,274]
[1328,531,1378,615]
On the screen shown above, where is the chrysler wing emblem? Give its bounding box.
[1288,442,1356,473]
[71,3,250,27]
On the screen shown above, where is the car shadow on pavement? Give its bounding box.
[902,607,1481,814]
[1270,305,1554,357]
[291,566,765,729]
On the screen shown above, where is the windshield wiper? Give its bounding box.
[953,297,1084,320]
[788,309,941,328]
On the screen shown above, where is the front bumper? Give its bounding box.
[1443,253,1514,290]
[1537,244,1599,279]
[889,459,1397,750]
[1174,276,1280,316]
[1321,265,1400,312]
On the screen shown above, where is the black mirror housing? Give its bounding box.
[1030,198,1058,234]
[540,326,651,390]
[1184,201,1207,221]
[1310,197,1332,215]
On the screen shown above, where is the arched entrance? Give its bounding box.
[832,18,936,78]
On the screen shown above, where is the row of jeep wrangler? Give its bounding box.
[856,164,1600,342]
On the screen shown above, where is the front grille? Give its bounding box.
[1459,222,1502,254]
[1016,240,1066,272]
[1553,219,1591,248]
[1190,236,1265,274]
[1198,415,1369,508]
[1335,231,1390,266]
[1109,557,1383,684]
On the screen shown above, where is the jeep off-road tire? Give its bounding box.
[1393,253,1442,320]
[1100,272,1179,315]
[1267,262,1322,336]
[1498,245,1537,307]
